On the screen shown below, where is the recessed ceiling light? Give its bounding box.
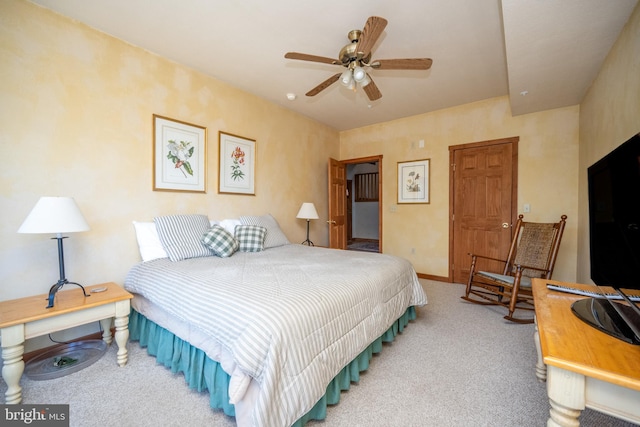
[286,93,297,101]
[520,90,529,96]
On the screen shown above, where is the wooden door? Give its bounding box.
[346,179,353,243]
[450,138,518,283]
[328,158,347,249]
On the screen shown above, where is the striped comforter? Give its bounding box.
[124,244,426,427]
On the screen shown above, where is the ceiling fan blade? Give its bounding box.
[306,73,341,96]
[371,58,433,70]
[356,16,388,58]
[362,75,382,101]
[285,52,340,65]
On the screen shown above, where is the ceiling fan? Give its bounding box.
[284,16,432,101]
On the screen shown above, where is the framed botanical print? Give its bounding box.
[397,158,430,204]
[218,131,256,195]
[153,115,206,193]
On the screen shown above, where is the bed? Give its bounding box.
[124,214,427,427]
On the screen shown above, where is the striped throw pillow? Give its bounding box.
[235,225,267,252]
[201,225,239,258]
[154,214,213,261]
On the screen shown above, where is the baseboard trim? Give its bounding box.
[417,273,450,282]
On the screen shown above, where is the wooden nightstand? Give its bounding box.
[0,282,132,404]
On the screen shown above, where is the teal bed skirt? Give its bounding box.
[128,306,417,426]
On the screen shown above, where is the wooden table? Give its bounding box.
[533,278,640,426]
[0,282,132,404]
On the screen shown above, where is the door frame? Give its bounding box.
[330,155,383,250]
[448,137,519,282]
[346,179,353,242]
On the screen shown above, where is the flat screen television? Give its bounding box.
[579,132,640,344]
[588,132,640,289]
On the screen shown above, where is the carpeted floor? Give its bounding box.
[1,280,637,426]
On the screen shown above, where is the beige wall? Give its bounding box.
[0,0,338,319]
[340,97,580,282]
[577,3,640,284]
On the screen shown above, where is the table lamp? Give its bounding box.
[18,197,91,308]
[296,202,319,246]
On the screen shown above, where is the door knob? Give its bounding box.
[502,222,509,228]
[327,220,336,225]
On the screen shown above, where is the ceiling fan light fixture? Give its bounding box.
[360,73,371,87]
[340,69,353,87]
[347,79,356,91]
[353,66,366,83]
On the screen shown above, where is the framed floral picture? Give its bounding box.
[397,158,430,204]
[218,131,256,195]
[153,115,207,193]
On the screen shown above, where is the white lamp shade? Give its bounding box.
[18,197,90,234]
[296,203,319,220]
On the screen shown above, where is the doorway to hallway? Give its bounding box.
[328,155,382,252]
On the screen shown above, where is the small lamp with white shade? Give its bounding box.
[18,196,91,309]
[296,202,319,246]
[17,197,114,380]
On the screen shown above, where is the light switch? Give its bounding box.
[524,204,531,213]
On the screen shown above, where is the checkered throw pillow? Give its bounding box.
[239,214,290,248]
[234,225,267,252]
[201,225,239,258]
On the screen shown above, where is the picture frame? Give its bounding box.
[397,158,430,204]
[218,131,256,195]
[153,114,206,193]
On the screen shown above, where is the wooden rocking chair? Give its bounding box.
[461,214,567,323]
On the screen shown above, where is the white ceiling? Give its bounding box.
[30,0,638,131]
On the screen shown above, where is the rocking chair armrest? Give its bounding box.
[512,264,551,274]
[468,253,509,264]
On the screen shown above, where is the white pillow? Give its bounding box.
[132,221,168,262]
[219,218,241,235]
